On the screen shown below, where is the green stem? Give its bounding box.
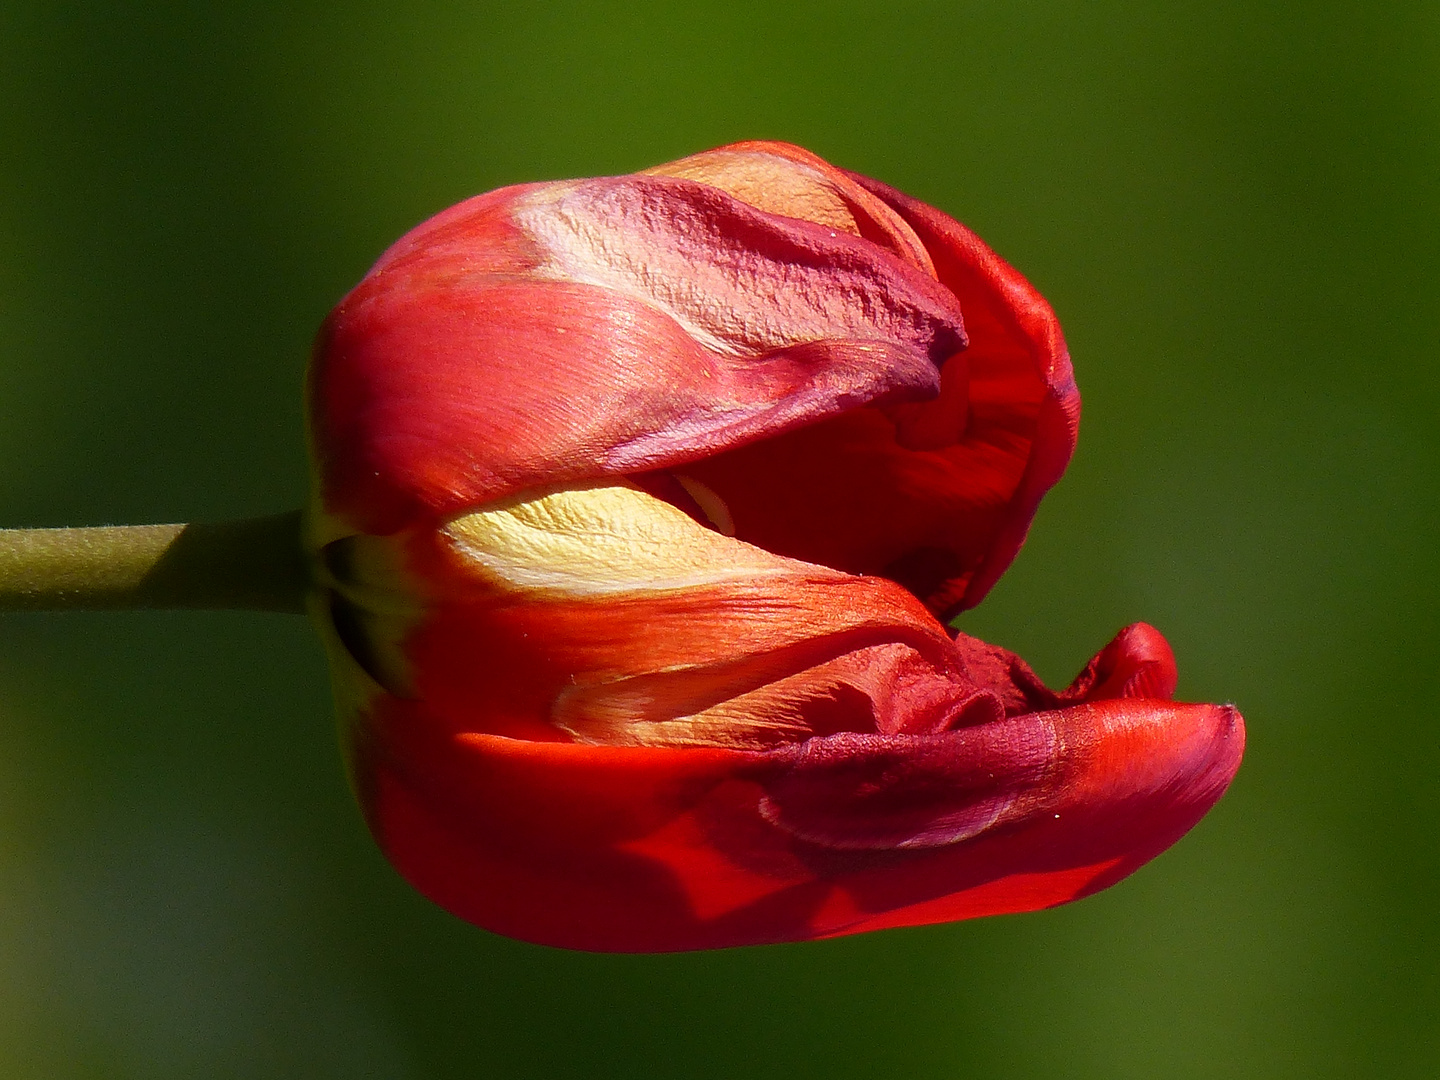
[0,511,309,614]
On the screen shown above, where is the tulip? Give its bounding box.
[306,141,1244,951]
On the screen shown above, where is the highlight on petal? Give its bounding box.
[511,175,962,361]
[439,482,798,597]
[643,140,938,275]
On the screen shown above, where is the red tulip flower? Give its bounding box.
[306,141,1244,951]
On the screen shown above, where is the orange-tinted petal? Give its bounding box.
[646,140,937,275]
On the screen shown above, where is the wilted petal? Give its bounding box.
[849,170,1082,612]
[643,140,938,276]
[311,170,965,535]
[352,694,1241,951]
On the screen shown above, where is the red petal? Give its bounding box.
[311,174,966,534]
[1058,621,1178,702]
[662,179,1080,617]
[354,695,1242,951]
[401,562,981,746]
[845,171,1081,613]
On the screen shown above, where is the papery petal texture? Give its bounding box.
[306,141,1243,952]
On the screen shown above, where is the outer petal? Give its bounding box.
[353,694,1242,952]
[627,146,1080,616]
[310,171,965,535]
[847,170,1081,613]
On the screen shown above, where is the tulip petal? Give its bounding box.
[1057,621,1178,703]
[354,482,1015,749]
[438,481,799,597]
[644,141,938,276]
[847,171,1082,613]
[645,168,1079,617]
[513,175,963,362]
[312,173,967,535]
[354,695,1242,951]
[401,564,983,747]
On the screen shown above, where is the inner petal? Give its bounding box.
[415,482,1002,750]
[439,480,796,596]
[555,641,1006,751]
[671,370,1043,614]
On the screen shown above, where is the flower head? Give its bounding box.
[306,141,1243,951]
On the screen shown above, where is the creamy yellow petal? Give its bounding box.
[441,482,811,597]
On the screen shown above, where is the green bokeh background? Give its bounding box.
[2,2,1436,1076]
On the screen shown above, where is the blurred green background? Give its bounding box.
[2,1,1436,1076]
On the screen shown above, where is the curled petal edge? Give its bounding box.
[846,171,1081,615]
[355,695,1243,951]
